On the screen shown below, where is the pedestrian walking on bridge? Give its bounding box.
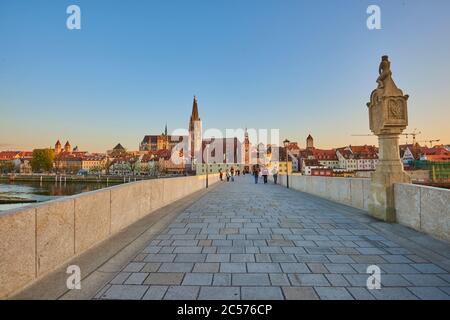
[252,165,260,184]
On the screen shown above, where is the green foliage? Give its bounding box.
[0,161,15,173]
[31,149,55,173]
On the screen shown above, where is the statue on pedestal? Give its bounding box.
[368,55,408,135]
[367,55,411,222]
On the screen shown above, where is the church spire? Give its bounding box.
[191,95,200,121]
[165,123,168,136]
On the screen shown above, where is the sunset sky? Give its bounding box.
[1,0,449,152]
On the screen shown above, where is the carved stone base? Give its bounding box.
[369,134,411,222]
[369,169,411,222]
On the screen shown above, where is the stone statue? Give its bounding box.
[376,55,392,89]
[366,55,411,223]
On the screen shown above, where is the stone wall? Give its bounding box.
[395,183,449,241]
[275,174,371,211]
[0,175,217,299]
[275,174,449,241]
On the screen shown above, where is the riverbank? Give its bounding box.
[0,195,38,204]
[0,174,162,183]
[0,174,192,211]
[0,174,188,183]
[0,179,123,211]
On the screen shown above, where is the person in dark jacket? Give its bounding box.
[253,166,259,184]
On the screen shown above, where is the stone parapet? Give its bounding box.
[275,174,449,241]
[0,174,217,299]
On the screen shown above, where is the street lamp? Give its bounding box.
[283,139,290,188]
[205,144,209,189]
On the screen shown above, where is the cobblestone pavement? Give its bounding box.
[96,176,450,300]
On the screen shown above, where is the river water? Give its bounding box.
[0,180,122,212]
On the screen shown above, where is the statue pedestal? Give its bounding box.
[369,135,411,222]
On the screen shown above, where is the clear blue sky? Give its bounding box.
[1,0,449,152]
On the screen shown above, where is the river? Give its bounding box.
[0,180,122,212]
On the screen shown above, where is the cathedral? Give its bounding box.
[139,96,203,169]
[140,124,183,152]
[54,140,73,153]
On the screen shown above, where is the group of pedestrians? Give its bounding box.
[218,165,278,185]
[219,167,241,182]
[252,165,278,185]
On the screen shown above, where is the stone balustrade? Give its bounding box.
[395,183,449,242]
[275,174,449,241]
[275,174,371,211]
[0,174,217,299]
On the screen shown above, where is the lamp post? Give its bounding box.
[205,144,209,189]
[283,139,290,188]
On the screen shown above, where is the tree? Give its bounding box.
[89,165,103,175]
[105,158,112,175]
[129,156,139,175]
[31,149,55,173]
[149,161,161,177]
[0,161,15,174]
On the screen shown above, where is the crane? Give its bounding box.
[351,128,422,145]
[417,139,440,147]
[402,129,421,145]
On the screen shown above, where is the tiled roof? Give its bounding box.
[113,143,125,150]
[312,149,338,160]
[424,155,450,162]
[110,156,138,164]
[304,159,321,166]
[0,151,21,160]
[287,142,300,151]
[82,155,106,161]
[337,145,378,159]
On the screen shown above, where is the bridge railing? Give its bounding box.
[274,174,449,242]
[0,174,218,299]
[275,174,371,211]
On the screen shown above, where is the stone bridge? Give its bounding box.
[4,175,449,300]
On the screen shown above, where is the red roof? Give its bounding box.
[337,145,378,159]
[55,152,82,161]
[110,155,138,164]
[147,149,172,160]
[425,155,450,162]
[0,151,21,160]
[303,159,321,167]
[403,144,450,160]
[312,149,338,160]
[19,151,33,157]
[81,154,106,161]
[287,142,300,151]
